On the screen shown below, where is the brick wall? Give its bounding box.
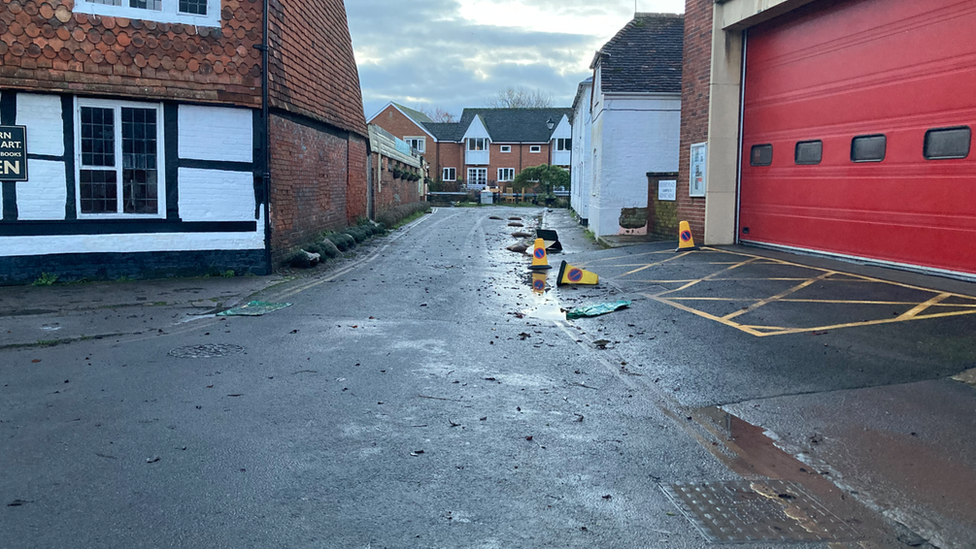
[0,0,261,106]
[268,113,349,265]
[435,142,462,183]
[372,152,421,216]
[268,0,366,137]
[370,105,436,175]
[346,133,367,223]
[676,0,713,241]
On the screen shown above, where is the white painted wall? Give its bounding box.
[17,94,64,157]
[1,93,263,258]
[463,115,490,166]
[588,92,681,237]
[17,159,66,220]
[0,211,265,257]
[178,105,253,163]
[571,82,593,221]
[179,168,256,222]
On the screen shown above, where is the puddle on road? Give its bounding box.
[520,293,565,321]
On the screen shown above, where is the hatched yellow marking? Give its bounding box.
[723,272,835,321]
[616,247,976,337]
[620,252,693,277]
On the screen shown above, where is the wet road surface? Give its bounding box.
[3,207,974,548]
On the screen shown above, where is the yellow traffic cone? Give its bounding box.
[676,221,698,252]
[528,238,552,271]
[532,272,547,294]
[557,261,599,286]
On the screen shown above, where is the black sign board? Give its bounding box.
[0,125,27,182]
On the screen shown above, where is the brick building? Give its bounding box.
[678,0,976,280]
[369,104,572,190]
[0,0,367,283]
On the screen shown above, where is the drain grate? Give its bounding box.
[168,344,244,358]
[662,480,858,543]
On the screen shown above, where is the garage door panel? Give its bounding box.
[740,0,976,276]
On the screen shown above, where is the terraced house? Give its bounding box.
[369,103,572,190]
[0,0,368,283]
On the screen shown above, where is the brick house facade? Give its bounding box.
[0,0,367,282]
[370,104,572,191]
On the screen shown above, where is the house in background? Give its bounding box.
[578,13,684,239]
[370,106,572,191]
[570,77,594,225]
[0,0,367,283]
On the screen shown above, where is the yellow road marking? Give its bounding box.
[645,294,767,337]
[621,252,693,277]
[611,246,976,336]
[722,271,835,321]
[898,292,950,320]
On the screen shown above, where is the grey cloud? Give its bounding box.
[346,0,606,117]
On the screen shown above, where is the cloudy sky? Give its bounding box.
[345,0,684,120]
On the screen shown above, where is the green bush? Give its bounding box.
[315,239,341,258]
[289,251,312,268]
[345,227,368,243]
[375,202,431,228]
[326,232,354,251]
[306,242,334,260]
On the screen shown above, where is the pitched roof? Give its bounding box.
[423,122,465,142]
[392,103,433,124]
[456,108,574,143]
[572,77,593,114]
[591,13,684,95]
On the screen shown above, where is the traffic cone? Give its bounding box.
[557,261,599,286]
[676,221,698,252]
[528,238,553,271]
[532,272,547,294]
[536,229,563,253]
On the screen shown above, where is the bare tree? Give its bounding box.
[418,106,458,123]
[485,86,554,109]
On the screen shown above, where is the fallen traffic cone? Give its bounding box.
[676,220,698,252]
[532,272,547,294]
[528,238,552,271]
[536,229,563,253]
[557,261,599,286]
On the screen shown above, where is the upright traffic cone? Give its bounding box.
[528,238,552,271]
[676,221,698,252]
[557,261,599,286]
[531,272,547,294]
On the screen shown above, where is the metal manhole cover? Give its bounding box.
[168,344,244,358]
[662,480,859,543]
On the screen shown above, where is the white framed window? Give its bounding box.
[404,136,425,153]
[442,167,456,181]
[500,145,511,153]
[556,138,571,151]
[529,145,541,153]
[467,138,487,151]
[74,98,165,218]
[467,167,487,187]
[497,168,515,182]
[74,0,221,27]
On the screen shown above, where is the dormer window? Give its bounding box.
[467,138,488,151]
[76,0,220,26]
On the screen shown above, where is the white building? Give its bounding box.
[580,13,684,238]
[570,77,593,225]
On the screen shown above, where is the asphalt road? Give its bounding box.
[2,207,973,548]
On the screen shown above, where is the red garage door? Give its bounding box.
[739,0,976,277]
